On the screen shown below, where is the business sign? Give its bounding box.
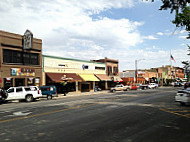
[23,30,33,50]
[11,68,35,76]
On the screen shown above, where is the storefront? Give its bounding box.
[0,30,42,89]
[42,55,106,93]
[95,74,111,90]
[45,73,83,93]
[78,74,99,92]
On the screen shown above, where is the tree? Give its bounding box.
[143,0,190,38]
[172,6,190,38]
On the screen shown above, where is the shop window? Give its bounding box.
[4,78,13,90]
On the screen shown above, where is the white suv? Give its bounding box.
[6,86,42,102]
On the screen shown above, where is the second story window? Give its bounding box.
[107,66,112,75]
[3,49,39,65]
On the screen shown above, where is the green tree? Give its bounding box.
[144,0,190,38]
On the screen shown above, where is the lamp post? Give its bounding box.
[135,59,145,83]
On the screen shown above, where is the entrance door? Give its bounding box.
[15,78,25,87]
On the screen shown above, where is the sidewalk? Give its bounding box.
[56,90,110,99]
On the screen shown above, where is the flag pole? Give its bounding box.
[170,50,172,79]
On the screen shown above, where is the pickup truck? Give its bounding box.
[148,83,158,89]
[110,84,129,92]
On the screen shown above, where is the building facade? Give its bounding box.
[43,55,110,93]
[0,30,42,89]
[92,57,122,88]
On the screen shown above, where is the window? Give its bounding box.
[3,49,39,65]
[107,66,112,75]
[82,65,88,69]
[113,67,118,75]
[25,87,31,91]
[16,88,23,92]
[95,66,105,70]
[7,88,14,93]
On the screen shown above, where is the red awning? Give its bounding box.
[95,74,111,81]
[46,73,83,82]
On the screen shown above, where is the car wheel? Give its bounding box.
[25,95,33,102]
[47,95,52,100]
[180,102,185,106]
[112,89,116,93]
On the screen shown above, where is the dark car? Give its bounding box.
[39,86,57,100]
[184,82,190,89]
[0,89,8,103]
[174,82,182,87]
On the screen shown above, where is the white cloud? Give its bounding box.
[143,35,158,40]
[157,32,164,36]
[179,36,187,39]
[0,0,187,72]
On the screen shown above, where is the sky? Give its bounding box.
[0,0,189,71]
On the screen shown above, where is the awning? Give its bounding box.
[46,73,83,82]
[111,76,123,82]
[95,74,111,81]
[79,74,100,81]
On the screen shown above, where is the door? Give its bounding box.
[15,78,25,87]
[15,87,24,99]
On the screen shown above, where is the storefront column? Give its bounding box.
[93,81,95,92]
[75,81,79,92]
[105,81,108,90]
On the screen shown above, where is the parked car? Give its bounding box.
[130,84,137,90]
[39,85,57,99]
[140,84,149,90]
[6,86,42,102]
[148,83,158,89]
[184,82,190,89]
[0,88,8,103]
[110,84,129,92]
[174,82,183,87]
[175,88,190,105]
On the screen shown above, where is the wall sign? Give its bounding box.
[23,30,33,50]
[11,68,35,76]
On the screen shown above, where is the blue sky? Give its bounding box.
[0,0,189,71]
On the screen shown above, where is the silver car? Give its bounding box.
[175,88,190,105]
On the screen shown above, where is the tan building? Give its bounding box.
[43,55,110,93]
[0,30,42,89]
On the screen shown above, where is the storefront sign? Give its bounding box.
[23,30,33,49]
[11,68,35,76]
[61,75,73,81]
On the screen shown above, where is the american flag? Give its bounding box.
[171,55,176,62]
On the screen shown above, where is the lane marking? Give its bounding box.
[0,103,95,124]
[0,97,131,124]
[159,108,190,118]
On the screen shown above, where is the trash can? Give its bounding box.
[94,87,98,92]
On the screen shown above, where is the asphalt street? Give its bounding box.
[0,87,189,142]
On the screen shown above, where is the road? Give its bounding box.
[0,87,189,142]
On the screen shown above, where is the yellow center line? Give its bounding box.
[159,108,190,118]
[0,97,133,124]
[0,103,96,124]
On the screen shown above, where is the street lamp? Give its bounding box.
[135,59,145,83]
